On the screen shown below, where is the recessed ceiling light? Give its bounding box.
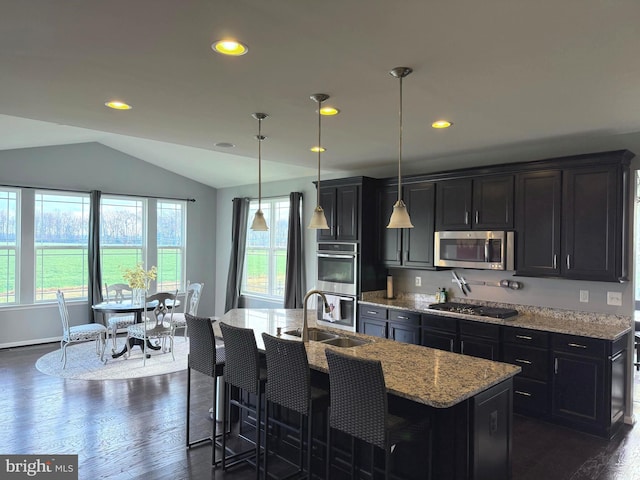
[211,40,249,56]
[432,120,452,129]
[310,146,326,153]
[215,142,235,148]
[105,100,132,110]
[319,106,339,116]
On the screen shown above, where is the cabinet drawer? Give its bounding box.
[503,344,549,381]
[552,334,606,357]
[388,309,420,325]
[459,320,500,340]
[503,327,549,348]
[359,305,388,319]
[422,314,457,333]
[513,377,549,415]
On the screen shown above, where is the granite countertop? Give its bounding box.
[359,294,631,341]
[216,308,520,409]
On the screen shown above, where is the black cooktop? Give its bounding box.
[428,302,519,319]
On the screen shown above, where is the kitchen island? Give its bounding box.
[217,308,521,479]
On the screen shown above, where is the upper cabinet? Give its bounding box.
[377,181,435,269]
[515,152,631,282]
[317,184,359,242]
[435,175,514,231]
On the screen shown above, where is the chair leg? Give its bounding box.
[99,334,106,363]
[61,342,68,369]
[255,390,262,480]
[169,336,175,361]
[186,364,191,447]
[306,410,313,478]
[222,381,228,470]
[326,408,331,480]
[263,400,269,478]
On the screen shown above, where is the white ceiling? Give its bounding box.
[2,0,640,189]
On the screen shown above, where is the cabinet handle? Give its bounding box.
[475,210,479,224]
[515,390,532,397]
[610,351,623,362]
[515,358,532,365]
[567,343,587,349]
[464,211,469,225]
[449,339,454,352]
[554,357,558,374]
[336,225,340,237]
[366,311,379,315]
[397,315,409,320]
[566,254,571,270]
[515,335,533,340]
[553,254,557,269]
[460,340,465,354]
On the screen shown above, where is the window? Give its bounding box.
[100,196,186,293]
[242,197,289,298]
[157,200,186,292]
[100,196,145,288]
[0,189,19,304]
[35,191,90,301]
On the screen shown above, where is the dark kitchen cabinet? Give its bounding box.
[317,185,359,242]
[435,175,513,231]
[515,151,631,282]
[459,320,500,361]
[388,309,421,345]
[503,327,550,416]
[358,305,387,338]
[421,314,457,352]
[515,170,562,277]
[358,305,420,345]
[377,181,435,269]
[551,333,627,437]
[562,165,622,281]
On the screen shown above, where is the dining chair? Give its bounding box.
[126,291,177,366]
[57,290,108,369]
[219,322,267,479]
[171,281,204,340]
[325,348,432,480]
[103,282,135,352]
[261,333,329,479]
[185,313,225,467]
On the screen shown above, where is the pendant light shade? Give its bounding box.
[387,67,414,229]
[308,93,330,230]
[250,112,269,231]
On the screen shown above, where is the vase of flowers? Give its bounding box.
[121,263,157,305]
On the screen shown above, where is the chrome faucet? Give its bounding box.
[302,289,330,343]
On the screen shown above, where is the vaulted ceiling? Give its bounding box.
[2,1,640,188]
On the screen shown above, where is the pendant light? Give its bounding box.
[250,112,269,231]
[387,67,414,229]
[308,93,330,230]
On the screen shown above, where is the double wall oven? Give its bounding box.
[316,242,358,331]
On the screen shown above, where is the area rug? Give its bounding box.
[35,338,189,380]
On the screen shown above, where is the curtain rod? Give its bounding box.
[0,183,196,203]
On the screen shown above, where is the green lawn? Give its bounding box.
[0,247,180,302]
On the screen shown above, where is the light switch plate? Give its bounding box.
[579,290,589,303]
[607,291,622,306]
[415,276,422,287]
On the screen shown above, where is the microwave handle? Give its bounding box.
[484,239,490,263]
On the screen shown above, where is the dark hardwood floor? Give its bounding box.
[1,342,639,480]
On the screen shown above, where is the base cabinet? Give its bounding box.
[551,333,627,437]
[459,320,500,361]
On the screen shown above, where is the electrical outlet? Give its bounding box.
[579,290,589,303]
[607,291,622,306]
[415,276,422,287]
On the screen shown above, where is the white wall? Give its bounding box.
[0,142,217,347]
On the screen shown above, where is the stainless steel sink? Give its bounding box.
[284,328,339,342]
[321,336,370,348]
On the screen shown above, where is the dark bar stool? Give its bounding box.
[185,314,225,467]
[325,349,432,480]
[261,333,329,479]
[219,322,267,479]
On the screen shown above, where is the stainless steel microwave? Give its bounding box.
[434,231,515,270]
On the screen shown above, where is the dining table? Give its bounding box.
[92,298,180,359]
